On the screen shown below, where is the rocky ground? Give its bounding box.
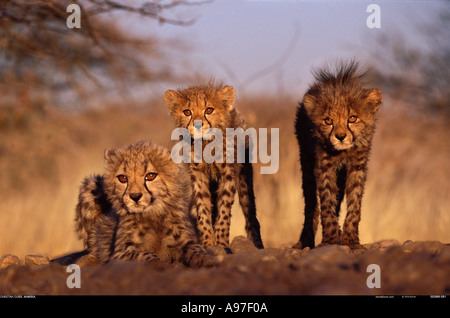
[1,237,449,296]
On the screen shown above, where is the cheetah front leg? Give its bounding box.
[214,165,236,248]
[111,218,159,263]
[182,243,219,268]
[316,160,341,246]
[112,244,159,263]
[162,218,218,267]
[341,164,367,249]
[191,167,215,247]
[113,249,160,263]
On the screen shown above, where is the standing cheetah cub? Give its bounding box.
[75,141,215,267]
[294,61,382,249]
[164,83,264,250]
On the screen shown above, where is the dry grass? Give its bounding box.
[0,96,449,259]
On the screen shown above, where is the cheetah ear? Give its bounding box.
[302,93,316,115]
[219,86,236,110]
[364,89,382,113]
[104,148,117,164]
[164,90,183,112]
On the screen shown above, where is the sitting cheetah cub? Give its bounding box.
[164,83,264,250]
[75,141,216,267]
[294,61,382,249]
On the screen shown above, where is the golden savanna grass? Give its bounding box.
[0,96,449,259]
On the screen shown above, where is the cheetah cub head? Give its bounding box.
[103,141,191,216]
[303,61,382,151]
[163,83,236,139]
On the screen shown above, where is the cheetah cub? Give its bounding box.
[75,141,215,267]
[164,83,264,250]
[294,61,382,249]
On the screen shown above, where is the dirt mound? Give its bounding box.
[1,237,449,296]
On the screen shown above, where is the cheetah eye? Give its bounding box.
[117,175,128,183]
[324,118,333,125]
[348,116,358,123]
[145,172,157,181]
[183,109,191,116]
[205,107,214,115]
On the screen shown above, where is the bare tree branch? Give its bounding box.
[364,5,450,119]
[0,0,208,109]
[217,23,301,94]
[241,23,301,91]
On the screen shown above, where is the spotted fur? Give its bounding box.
[164,83,264,249]
[75,141,215,267]
[294,61,382,249]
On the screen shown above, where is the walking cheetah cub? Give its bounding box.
[294,61,382,249]
[75,141,215,267]
[164,83,264,250]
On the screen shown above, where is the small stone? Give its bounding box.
[280,242,296,250]
[364,239,401,250]
[262,255,276,262]
[283,248,302,258]
[0,254,21,269]
[25,255,50,266]
[236,264,249,273]
[317,244,350,252]
[305,244,350,265]
[230,236,258,253]
[205,246,228,264]
[402,241,445,254]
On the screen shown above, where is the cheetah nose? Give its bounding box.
[335,133,346,141]
[129,192,142,203]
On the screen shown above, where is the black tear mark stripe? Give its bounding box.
[186,115,192,129]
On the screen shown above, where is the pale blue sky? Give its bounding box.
[140,0,447,97]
